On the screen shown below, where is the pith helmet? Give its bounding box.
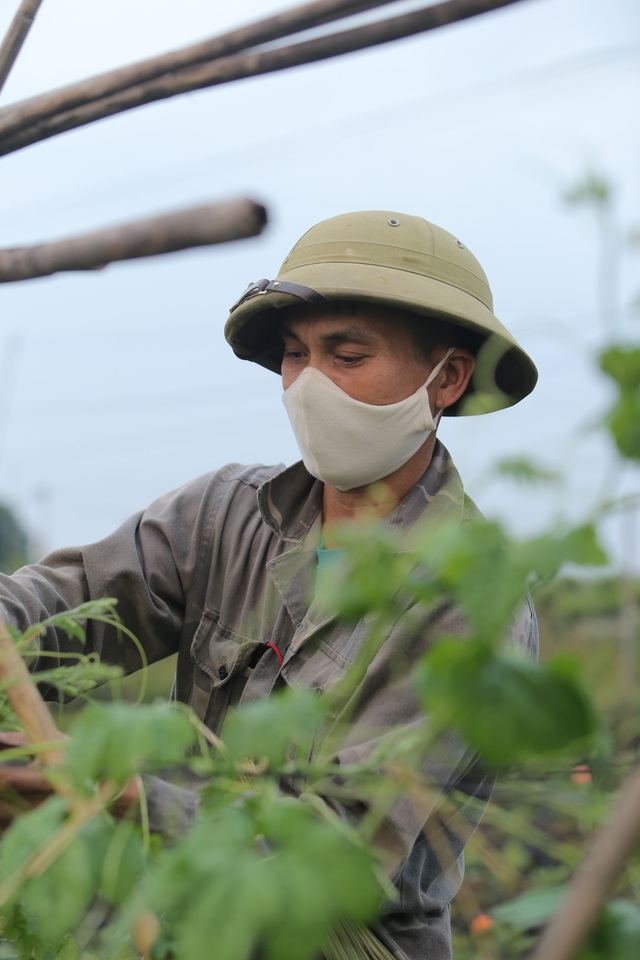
[224,210,537,415]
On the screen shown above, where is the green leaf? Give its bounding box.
[0,797,67,888]
[491,884,567,930]
[415,642,599,765]
[19,599,123,650]
[20,819,111,945]
[52,939,79,960]
[318,528,418,622]
[419,519,528,640]
[141,791,381,960]
[0,810,113,947]
[33,660,123,698]
[579,900,640,960]
[99,820,146,906]
[519,524,608,581]
[600,346,640,389]
[0,902,56,960]
[221,687,326,768]
[175,859,263,960]
[563,171,613,208]
[494,892,640,960]
[492,884,567,929]
[606,393,640,460]
[600,347,640,460]
[493,457,560,486]
[65,702,196,788]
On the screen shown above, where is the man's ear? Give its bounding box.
[434,349,475,410]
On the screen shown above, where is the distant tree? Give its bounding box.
[0,502,29,572]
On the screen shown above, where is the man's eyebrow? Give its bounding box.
[319,325,378,346]
[281,323,378,346]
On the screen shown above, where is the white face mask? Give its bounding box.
[282,348,455,491]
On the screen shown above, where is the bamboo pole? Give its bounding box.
[0,197,267,282]
[0,0,397,137]
[529,763,640,960]
[0,617,64,765]
[0,0,525,157]
[0,0,45,94]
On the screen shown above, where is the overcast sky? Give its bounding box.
[0,0,638,569]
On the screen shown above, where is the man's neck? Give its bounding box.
[321,433,437,548]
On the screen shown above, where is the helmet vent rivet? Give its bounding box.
[387,218,400,227]
[455,239,465,249]
[273,281,280,286]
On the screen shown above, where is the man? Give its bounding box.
[0,210,538,959]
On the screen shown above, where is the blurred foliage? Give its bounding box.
[445,165,640,959]
[0,504,29,574]
[600,346,640,461]
[1,165,639,958]
[1,336,636,960]
[534,574,640,728]
[492,456,561,487]
[1,492,629,959]
[563,170,614,209]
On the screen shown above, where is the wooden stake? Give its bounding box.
[0,617,64,765]
[0,196,267,282]
[0,0,525,156]
[529,763,640,960]
[0,0,45,94]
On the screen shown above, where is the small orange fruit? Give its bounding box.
[471,913,494,934]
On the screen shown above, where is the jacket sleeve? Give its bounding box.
[0,471,222,678]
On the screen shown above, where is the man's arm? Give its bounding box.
[0,470,225,678]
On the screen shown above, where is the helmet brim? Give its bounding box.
[225,261,537,416]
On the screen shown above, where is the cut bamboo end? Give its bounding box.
[0,618,65,765]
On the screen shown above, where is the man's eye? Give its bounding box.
[337,354,364,364]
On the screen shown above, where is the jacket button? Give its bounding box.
[218,665,228,680]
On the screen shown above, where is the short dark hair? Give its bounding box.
[403,313,484,363]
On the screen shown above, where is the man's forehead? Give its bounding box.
[281,301,415,341]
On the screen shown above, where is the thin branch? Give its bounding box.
[529,763,640,960]
[0,780,116,908]
[0,617,64,764]
[0,0,526,157]
[0,0,44,94]
[0,0,400,137]
[0,197,267,282]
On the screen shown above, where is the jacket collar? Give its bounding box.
[257,440,467,544]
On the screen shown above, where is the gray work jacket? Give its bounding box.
[0,441,538,960]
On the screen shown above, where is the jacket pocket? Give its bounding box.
[189,610,264,733]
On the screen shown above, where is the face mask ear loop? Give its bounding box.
[425,346,456,426]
